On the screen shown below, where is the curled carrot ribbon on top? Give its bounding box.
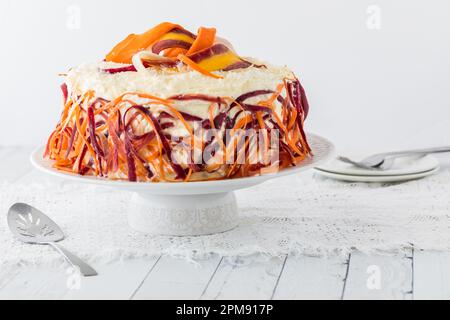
[105,22,255,78]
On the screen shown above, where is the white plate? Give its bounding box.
[316,154,439,176]
[31,133,335,236]
[314,166,440,183]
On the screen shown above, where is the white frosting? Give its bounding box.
[66,60,295,149]
[65,60,295,101]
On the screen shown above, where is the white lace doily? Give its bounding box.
[1,169,450,267]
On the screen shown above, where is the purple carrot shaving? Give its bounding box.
[169,94,225,104]
[102,60,177,74]
[170,27,197,39]
[188,44,229,63]
[125,127,156,181]
[231,90,274,107]
[145,164,154,179]
[60,83,68,104]
[152,40,192,54]
[178,111,202,121]
[103,65,137,74]
[286,79,311,152]
[158,110,202,122]
[298,81,310,119]
[222,60,252,71]
[160,122,175,130]
[124,137,137,182]
[226,110,243,129]
[64,123,77,159]
[77,145,88,174]
[213,112,226,128]
[158,111,174,120]
[202,119,211,129]
[135,132,157,151]
[87,104,105,158]
[241,104,272,113]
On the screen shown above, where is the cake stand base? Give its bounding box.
[127,192,239,236]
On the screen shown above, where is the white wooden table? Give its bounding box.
[1,147,449,300]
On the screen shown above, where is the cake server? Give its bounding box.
[7,203,97,277]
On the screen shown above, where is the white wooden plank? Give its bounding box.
[413,250,450,300]
[200,254,285,300]
[0,265,68,300]
[0,147,34,182]
[0,265,23,293]
[0,257,160,300]
[342,250,413,300]
[272,255,348,300]
[132,255,222,300]
[63,257,161,300]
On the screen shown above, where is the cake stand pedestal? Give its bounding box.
[127,192,238,236]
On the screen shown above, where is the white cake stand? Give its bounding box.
[31,133,334,236]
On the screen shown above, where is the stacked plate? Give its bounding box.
[315,154,440,182]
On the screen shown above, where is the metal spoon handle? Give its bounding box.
[383,146,450,157]
[48,242,97,277]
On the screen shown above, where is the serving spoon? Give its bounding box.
[338,146,450,170]
[7,203,97,277]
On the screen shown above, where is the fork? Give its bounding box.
[338,146,450,170]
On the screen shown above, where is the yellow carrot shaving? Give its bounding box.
[177,54,223,79]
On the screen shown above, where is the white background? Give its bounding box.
[0,0,449,151]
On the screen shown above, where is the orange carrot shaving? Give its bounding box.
[255,111,265,130]
[184,168,193,182]
[208,103,216,129]
[260,84,284,106]
[105,22,181,64]
[164,47,188,58]
[287,107,297,130]
[187,27,216,55]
